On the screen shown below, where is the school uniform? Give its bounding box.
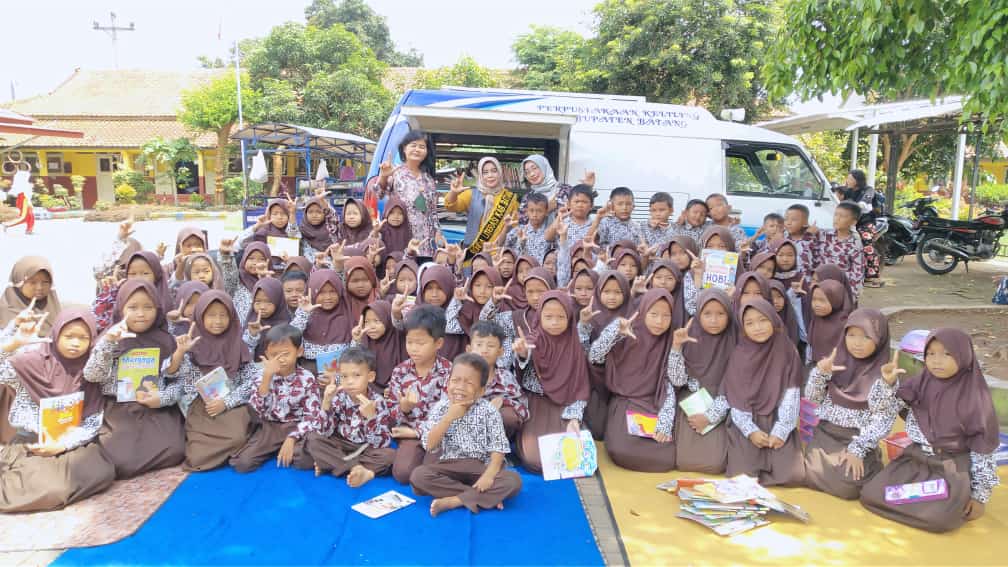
[307,389,398,477]
[482,367,529,437]
[385,356,452,484]
[410,398,522,512]
[812,229,865,300]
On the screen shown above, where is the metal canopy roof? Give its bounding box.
[758,97,965,135]
[230,122,376,157]
[0,109,84,139]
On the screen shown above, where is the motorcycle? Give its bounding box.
[875,197,939,265]
[915,205,1008,275]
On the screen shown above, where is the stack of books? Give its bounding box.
[657,475,810,536]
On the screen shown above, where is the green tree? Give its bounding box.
[305,0,422,66]
[415,56,501,90]
[135,137,199,205]
[797,131,850,183]
[512,26,595,92]
[242,22,393,139]
[178,73,260,205]
[764,0,1008,125]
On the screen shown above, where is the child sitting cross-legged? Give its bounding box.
[410,353,522,517]
[308,347,399,487]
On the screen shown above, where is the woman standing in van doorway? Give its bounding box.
[518,154,595,224]
[833,169,882,287]
[443,157,519,270]
[372,130,441,261]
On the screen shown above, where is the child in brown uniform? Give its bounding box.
[410,353,521,517]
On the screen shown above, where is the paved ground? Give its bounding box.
[860,256,1008,310]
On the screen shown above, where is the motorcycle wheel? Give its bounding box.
[916,234,960,275]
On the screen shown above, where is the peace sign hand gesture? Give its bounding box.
[104,320,137,343]
[631,275,649,296]
[672,318,699,351]
[616,312,639,340]
[449,172,466,196]
[513,326,535,360]
[175,325,200,354]
[579,297,600,326]
[328,240,348,265]
[491,286,512,303]
[297,288,322,313]
[881,350,907,386]
[351,315,367,343]
[380,273,395,296]
[817,347,847,375]
[248,310,271,338]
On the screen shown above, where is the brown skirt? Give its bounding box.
[804,420,882,500]
[584,364,609,440]
[604,396,676,473]
[516,392,570,474]
[184,398,254,472]
[726,413,805,487]
[306,433,395,477]
[97,398,186,479]
[860,444,972,533]
[0,441,115,513]
[674,405,728,475]
[0,384,16,444]
[500,406,522,439]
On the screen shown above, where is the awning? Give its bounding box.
[0,109,84,139]
[230,122,376,157]
[399,106,577,139]
[758,97,965,135]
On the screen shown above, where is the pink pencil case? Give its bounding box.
[884,478,948,505]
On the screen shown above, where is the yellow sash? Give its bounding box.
[466,190,516,260]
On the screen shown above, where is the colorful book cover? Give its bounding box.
[316,351,341,377]
[885,478,949,505]
[267,236,301,258]
[352,490,416,519]
[116,347,160,402]
[678,388,716,435]
[538,430,598,481]
[39,392,84,445]
[626,409,658,438]
[700,249,739,290]
[195,366,231,401]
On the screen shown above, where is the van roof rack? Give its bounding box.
[439,86,646,103]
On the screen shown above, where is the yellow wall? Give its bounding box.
[981,159,1008,184]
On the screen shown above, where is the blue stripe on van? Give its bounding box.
[455,97,543,109]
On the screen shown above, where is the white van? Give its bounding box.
[367,87,836,235]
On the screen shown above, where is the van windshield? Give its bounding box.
[725,143,823,200]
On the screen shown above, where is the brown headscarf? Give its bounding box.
[513,268,556,337]
[344,257,379,321]
[749,250,776,274]
[379,196,412,255]
[284,256,314,276]
[665,235,699,260]
[253,200,292,241]
[188,290,253,376]
[105,279,177,360]
[304,269,353,344]
[768,279,799,346]
[1,256,62,333]
[171,280,209,336]
[503,255,541,312]
[723,298,803,416]
[389,259,419,299]
[417,265,456,309]
[768,238,803,287]
[568,267,599,307]
[183,252,224,290]
[591,271,632,339]
[647,260,688,330]
[700,226,737,252]
[117,238,144,268]
[604,289,675,410]
[732,271,772,315]
[361,300,406,388]
[299,196,335,252]
[174,227,208,255]
[339,197,374,245]
[828,308,889,410]
[239,242,272,292]
[807,279,854,362]
[897,328,999,454]
[457,267,504,335]
[610,248,643,277]
[246,277,291,358]
[125,251,174,314]
[530,291,590,406]
[682,289,737,393]
[10,308,104,417]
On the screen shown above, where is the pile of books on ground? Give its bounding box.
[657,475,810,536]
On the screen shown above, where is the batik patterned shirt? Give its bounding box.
[320,389,399,448]
[385,356,452,429]
[248,366,323,439]
[420,398,510,463]
[812,229,865,298]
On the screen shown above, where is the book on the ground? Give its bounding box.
[625,409,658,438]
[678,388,716,435]
[39,392,84,445]
[677,511,769,536]
[885,478,948,505]
[700,249,739,290]
[267,236,301,258]
[352,490,416,519]
[195,366,231,401]
[116,348,160,402]
[538,430,598,481]
[316,351,340,377]
[671,475,810,535]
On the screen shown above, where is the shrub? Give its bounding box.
[114,184,137,204]
[975,184,1008,209]
[222,176,263,206]
[188,194,206,209]
[113,168,155,203]
[94,200,114,211]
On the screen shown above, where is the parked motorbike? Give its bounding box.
[915,205,1008,275]
[875,197,939,265]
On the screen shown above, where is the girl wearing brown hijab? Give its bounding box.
[289,269,354,374]
[165,227,210,279]
[861,328,1000,533]
[804,309,892,500]
[379,196,413,257]
[724,298,805,486]
[479,267,557,374]
[589,289,678,472]
[583,271,632,439]
[663,235,703,315]
[168,280,209,336]
[731,271,773,314]
[234,241,273,328]
[299,196,336,261]
[667,289,736,474]
[343,257,380,322]
[357,300,406,389]
[244,278,291,359]
[0,309,116,512]
[161,291,257,471]
[768,279,800,348]
[445,266,504,363]
[336,197,375,246]
[512,291,591,474]
[83,280,185,479]
[806,279,855,364]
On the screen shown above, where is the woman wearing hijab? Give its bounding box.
[589,289,678,472]
[667,289,736,473]
[443,157,519,270]
[160,291,257,471]
[357,300,406,389]
[370,130,441,260]
[724,298,805,486]
[583,271,632,439]
[806,279,855,364]
[804,309,893,499]
[0,309,116,512]
[289,270,354,375]
[861,328,1000,532]
[83,280,185,479]
[513,291,591,473]
[517,155,595,225]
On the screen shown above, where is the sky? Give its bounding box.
[0,0,847,112]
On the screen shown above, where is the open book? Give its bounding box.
[538,430,597,481]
